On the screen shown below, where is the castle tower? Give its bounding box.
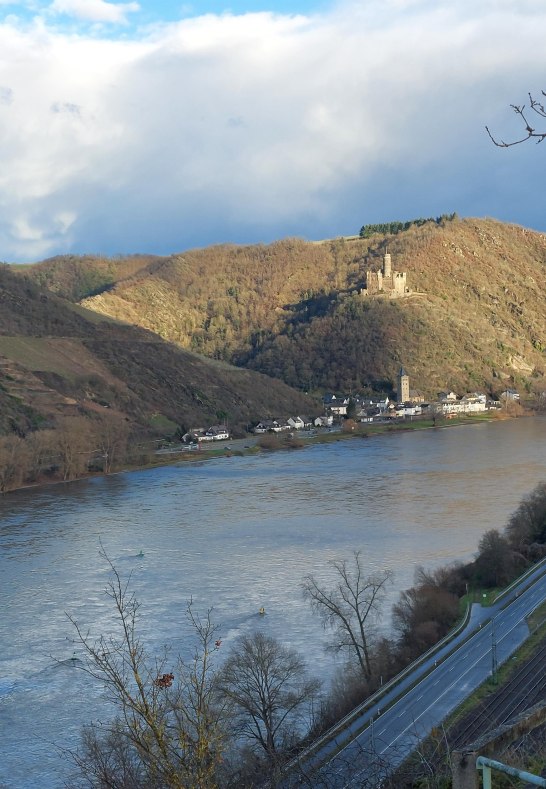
[383,251,392,278]
[397,367,410,403]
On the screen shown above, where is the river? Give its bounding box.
[1,417,546,788]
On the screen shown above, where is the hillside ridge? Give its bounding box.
[0,265,316,438]
[23,217,546,400]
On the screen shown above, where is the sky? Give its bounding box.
[1,0,546,262]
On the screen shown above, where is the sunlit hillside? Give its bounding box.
[22,217,546,399]
[0,265,316,437]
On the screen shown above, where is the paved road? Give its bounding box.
[292,562,546,787]
[156,436,258,454]
[156,428,338,455]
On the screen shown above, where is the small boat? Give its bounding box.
[258,607,266,616]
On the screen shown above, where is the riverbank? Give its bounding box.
[0,410,510,495]
[191,410,502,457]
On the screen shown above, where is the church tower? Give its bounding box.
[397,367,410,403]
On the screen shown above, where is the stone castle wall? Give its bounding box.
[363,253,408,298]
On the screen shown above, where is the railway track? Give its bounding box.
[449,639,546,750]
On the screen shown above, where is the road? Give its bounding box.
[291,562,546,788]
[156,428,338,455]
[155,436,258,454]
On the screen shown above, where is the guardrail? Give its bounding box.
[477,756,546,788]
[493,555,546,607]
[287,556,546,776]
[285,600,473,772]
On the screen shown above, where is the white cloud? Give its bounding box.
[49,0,140,25]
[1,3,546,261]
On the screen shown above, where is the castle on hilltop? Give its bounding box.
[363,251,409,298]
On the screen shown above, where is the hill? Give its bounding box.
[0,265,316,439]
[25,217,546,400]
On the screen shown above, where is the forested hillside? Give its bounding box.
[26,217,546,399]
[15,253,162,301]
[0,265,315,440]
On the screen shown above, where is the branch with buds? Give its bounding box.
[486,91,546,147]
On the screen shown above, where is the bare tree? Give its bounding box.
[0,435,29,492]
[68,553,227,789]
[90,414,130,474]
[473,528,520,588]
[55,417,93,481]
[302,552,392,682]
[506,481,546,553]
[392,584,459,661]
[25,429,57,482]
[414,562,467,598]
[71,720,150,789]
[486,91,546,147]
[217,631,320,764]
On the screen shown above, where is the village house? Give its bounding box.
[287,416,313,430]
[409,390,425,403]
[461,393,487,412]
[438,391,459,402]
[253,419,288,433]
[323,393,350,416]
[358,406,380,423]
[501,388,520,401]
[287,416,305,430]
[182,428,206,443]
[184,425,230,442]
[195,425,230,441]
[314,415,334,427]
[400,402,422,417]
[438,391,487,414]
[389,403,406,418]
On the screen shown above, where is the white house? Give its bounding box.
[438,391,459,402]
[253,419,287,433]
[323,394,350,416]
[401,403,422,417]
[440,400,463,414]
[203,425,230,441]
[376,396,390,413]
[287,416,305,430]
[314,415,334,427]
[460,393,487,413]
[287,416,313,430]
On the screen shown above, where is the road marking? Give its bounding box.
[325,570,546,779]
